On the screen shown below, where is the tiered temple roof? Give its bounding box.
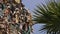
[0,0,32,34]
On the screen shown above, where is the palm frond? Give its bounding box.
[33,0,60,34]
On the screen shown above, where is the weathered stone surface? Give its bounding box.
[0,0,32,34]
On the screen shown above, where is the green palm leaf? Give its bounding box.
[33,0,60,34]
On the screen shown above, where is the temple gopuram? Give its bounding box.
[0,0,33,34]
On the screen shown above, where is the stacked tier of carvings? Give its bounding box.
[0,0,33,34]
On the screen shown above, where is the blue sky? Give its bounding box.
[22,0,59,12]
[22,0,47,34]
[22,0,60,34]
[22,0,48,14]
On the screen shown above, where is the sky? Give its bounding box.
[22,0,48,34]
[22,0,60,34]
[22,0,48,14]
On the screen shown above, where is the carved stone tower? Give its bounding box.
[0,0,32,34]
